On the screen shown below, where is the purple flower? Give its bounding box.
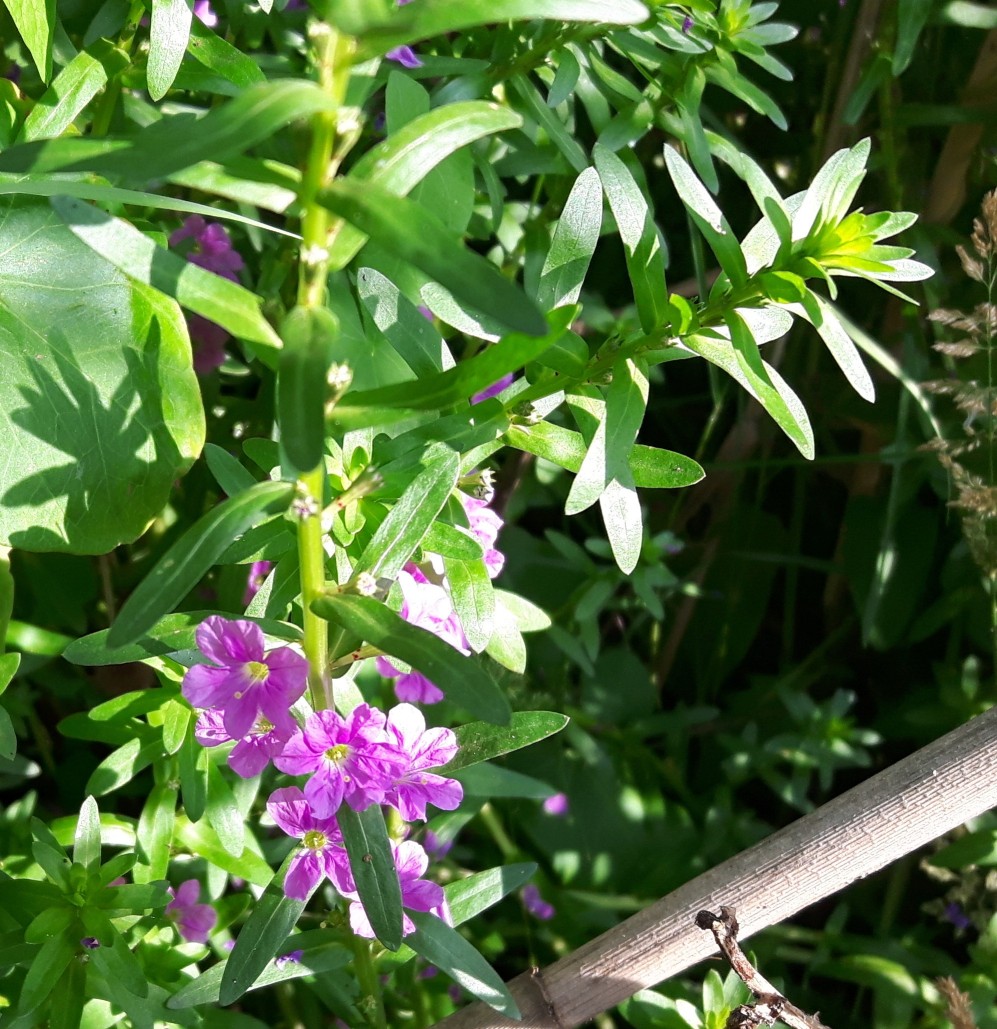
[182,616,308,740]
[471,373,514,404]
[542,792,569,817]
[243,560,273,606]
[274,704,403,818]
[195,708,293,778]
[522,884,555,921]
[461,495,505,578]
[267,786,353,900]
[376,569,470,704]
[943,902,972,931]
[81,937,100,950]
[681,15,693,33]
[383,704,463,821]
[193,0,217,26]
[344,840,451,938]
[169,216,244,373]
[167,880,218,943]
[423,829,453,859]
[386,45,422,69]
[274,948,304,969]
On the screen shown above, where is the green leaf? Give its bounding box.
[333,307,574,425]
[930,829,997,868]
[455,762,556,799]
[107,480,293,647]
[443,555,495,653]
[0,80,337,183]
[536,166,603,311]
[312,593,511,723]
[446,863,537,925]
[422,522,484,561]
[406,909,520,1019]
[177,816,273,887]
[793,290,874,402]
[357,268,454,377]
[508,74,588,173]
[218,850,307,1003]
[278,306,338,474]
[187,14,267,90]
[65,611,301,667]
[484,595,527,673]
[149,0,193,100]
[162,699,192,755]
[50,195,283,362]
[17,930,75,1015]
[82,908,149,998]
[86,737,163,797]
[663,144,748,286]
[594,145,668,332]
[317,179,547,338]
[360,0,649,55]
[448,711,568,772]
[20,41,128,142]
[135,783,177,882]
[48,953,85,1029]
[206,761,245,857]
[204,443,259,497]
[0,702,13,759]
[179,729,208,823]
[0,653,20,695]
[505,421,704,487]
[330,101,522,270]
[73,796,101,872]
[353,444,460,581]
[0,196,203,554]
[338,804,404,952]
[2,0,54,82]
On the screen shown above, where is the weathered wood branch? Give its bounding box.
[433,706,997,1028]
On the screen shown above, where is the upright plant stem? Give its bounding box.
[293,20,354,712]
[351,935,389,1029]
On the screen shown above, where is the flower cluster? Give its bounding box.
[377,490,506,703]
[169,215,244,373]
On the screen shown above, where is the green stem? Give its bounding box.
[297,467,330,710]
[90,0,144,137]
[351,935,388,1029]
[479,803,518,860]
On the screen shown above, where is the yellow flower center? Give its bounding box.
[302,830,326,851]
[252,716,274,736]
[324,743,350,765]
[245,661,269,684]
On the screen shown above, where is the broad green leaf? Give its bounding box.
[135,783,177,883]
[167,929,352,1008]
[406,909,520,1019]
[73,796,101,872]
[0,80,337,183]
[278,306,338,474]
[338,804,403,952]
[317,179,547,337]
[594,145,668,332]
[448,711,569,772]
[494,590,551,632]
[422,522,484,561]
[484,595,527,673]
[446,863,537,925]
[48,955,85,1029]
[600,473,643,574]
[2,0,54,82]
[330,101,521,269]
[443,555,495,653]
[20,41,128,142]
[357,268,454,377]
[50,195,283,362]
[566,359,649,516]
[353,444,460,580]
[456,762,555,799]
[206,761,245,857]
[17,930,75,1014]
[64,611,301,666]
[792,290,874,402]
[312,593,511,723]
[0,196,203,554]
[149,0,193,100]
[332,307,574,425]
[359,0,649,56]
[187,15,267,89]
[106,481,293,647]
[536,166,603,311]
[24,905,75,944]
[162,699,192,755]
[663,144,748,286]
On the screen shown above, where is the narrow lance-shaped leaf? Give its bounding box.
[312,593,511,724]
[317,179,547,338]
[73,796,101,872]
[17,931,76,1015]
[219,850,310,1004]
[406,909,520,1019]
[338,803,404,952]
[148,0,193,100]
[107,480,294,647]
[2,0,54,82]
[443,555,495,653]
[536,166,603,311]
[50,195,283,362]
[594,145,668,332]
[448,711,569,772]
[353,443,460,581]
[791,290,875,402]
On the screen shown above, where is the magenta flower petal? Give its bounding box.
[386,45,422,68]
[183,664,241,710]
[194,709,231,746]
[285,851,323,901]
[167,880,217,943]
[394,671,445,704]
[267,786,314,837]
[221,688,261,740]
[196,615,264,665]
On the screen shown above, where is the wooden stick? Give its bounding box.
[432,706,997,1028]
